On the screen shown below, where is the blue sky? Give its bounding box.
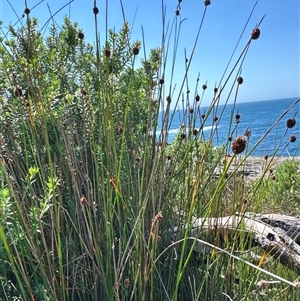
[0,0,299,107]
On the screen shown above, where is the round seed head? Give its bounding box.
[166,95,171,103]
[78,32,84,39]
[201,113,205,119]
[213,116,218,122]
[193,128,198,135]
[195,94,200,102]
[290,134,297,143]
[264,154,269,160]
[251,28,260,40]
[24,7,31,15]
[231,136,247,154]
[180,133,186,140]
[286,118,296,128]
[175,10,180,16]
[228,136,232,141]
[93,6,99,14]
[202,84,207,90]
[204,0,211,6]
[159,78,164,85]
[132,47,139,55]
[237,76,243,84]
[189,108,194,114]
[105,49,111,58]
[214,87,218,93]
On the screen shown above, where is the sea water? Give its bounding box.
[158,97,300,157]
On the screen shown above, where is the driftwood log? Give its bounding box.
[172,213,300,275]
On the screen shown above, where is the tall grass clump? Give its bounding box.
[0,1,299,300]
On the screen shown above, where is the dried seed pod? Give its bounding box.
[78,32,84,39]
[251,28,260,40]
[132,47,139,55]
[195,94,200,102]
[93,6,99,14]
[202,84,207,90]
[166,95,171,103]
[201,113,205,119]
[159,78,164,85]
[237,77,243,85]
[204,0,211,6]
[193,128,198,135]
[286,118,296,129]
[213,116,218,122]
[214,87,218,93]
[135,156,141,163]
[228,136,232,142]
[231,136,247,154]
[189,108,194,114]
[175,10,180,16]
[264,154,269,160]
[236,113,241,120]
[290,134,297,143]
[180,133,186,140]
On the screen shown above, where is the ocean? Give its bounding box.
[158,97,300,157]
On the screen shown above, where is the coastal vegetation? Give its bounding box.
[0,1,299,300]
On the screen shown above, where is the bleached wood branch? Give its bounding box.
[172,213,300,275]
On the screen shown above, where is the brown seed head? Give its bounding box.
[202,84,207,90]
[290,134,297,143]
[286,118,296,129]
[80,196,88,206]
[166,95,171,103]
[195,94,200,102]
[132,47,139,55]
[193,128,198,135]
[228,136,232,142]
[93,6,99,14]
[175,10,180,16]
[78,32,84,39]
[231,136,247,154]
[213,116,218,122]
[104,49,111,58]
[237,76,243,85]
[159,78,164,85]
[251,28,260,40]
[201,113,205,119]
[180,133,186,140]
[236,114,241,120]
[81,88,87,96]
[189,108,194,114]
[124,278,131,287]
[204,0,211,6]
[24,7,31,15]
[264,154,269,160]
[214,87,218,93]
[135,156,141,163]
